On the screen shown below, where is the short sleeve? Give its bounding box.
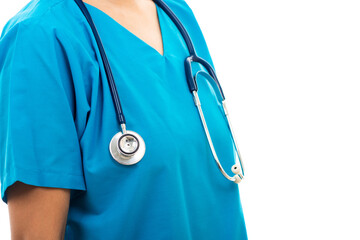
[0,20,87,204]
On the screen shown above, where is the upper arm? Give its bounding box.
[0,19,87,204]
[7,181,70,240]
[0,17,88,237]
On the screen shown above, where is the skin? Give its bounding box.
[7,182,70,240]
[7,0,163,239]
[83,0,164,55]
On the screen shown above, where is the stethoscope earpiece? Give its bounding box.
[231,164,241,175]
[231,164,243,184]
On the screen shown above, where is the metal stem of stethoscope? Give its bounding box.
[74,0,245,183]
[222,101,245,179]
[192,92,244,183]
[185,55,245,183]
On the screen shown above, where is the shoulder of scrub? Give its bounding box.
[1,0,79,40]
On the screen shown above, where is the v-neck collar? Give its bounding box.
[83,1,167,58]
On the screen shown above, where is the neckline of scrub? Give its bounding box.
[83,1,167,58]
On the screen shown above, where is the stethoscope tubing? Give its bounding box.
[185,55,225,100]
[74,0,126,125]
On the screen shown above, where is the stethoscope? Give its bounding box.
[74,0,245,183]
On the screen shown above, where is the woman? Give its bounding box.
[0,0,247,239]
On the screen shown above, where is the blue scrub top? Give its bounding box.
[0,0,247,239]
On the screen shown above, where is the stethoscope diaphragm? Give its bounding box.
[109,130,146,165]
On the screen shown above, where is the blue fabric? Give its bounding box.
[0,0,248,239]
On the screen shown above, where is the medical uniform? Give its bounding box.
[0,0,247,239]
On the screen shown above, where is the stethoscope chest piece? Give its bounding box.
[109,130,146,165]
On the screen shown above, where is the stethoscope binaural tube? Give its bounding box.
[74,0,245,183]
[192,71,245,183]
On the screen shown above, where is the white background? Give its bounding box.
[1,0,360,239]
